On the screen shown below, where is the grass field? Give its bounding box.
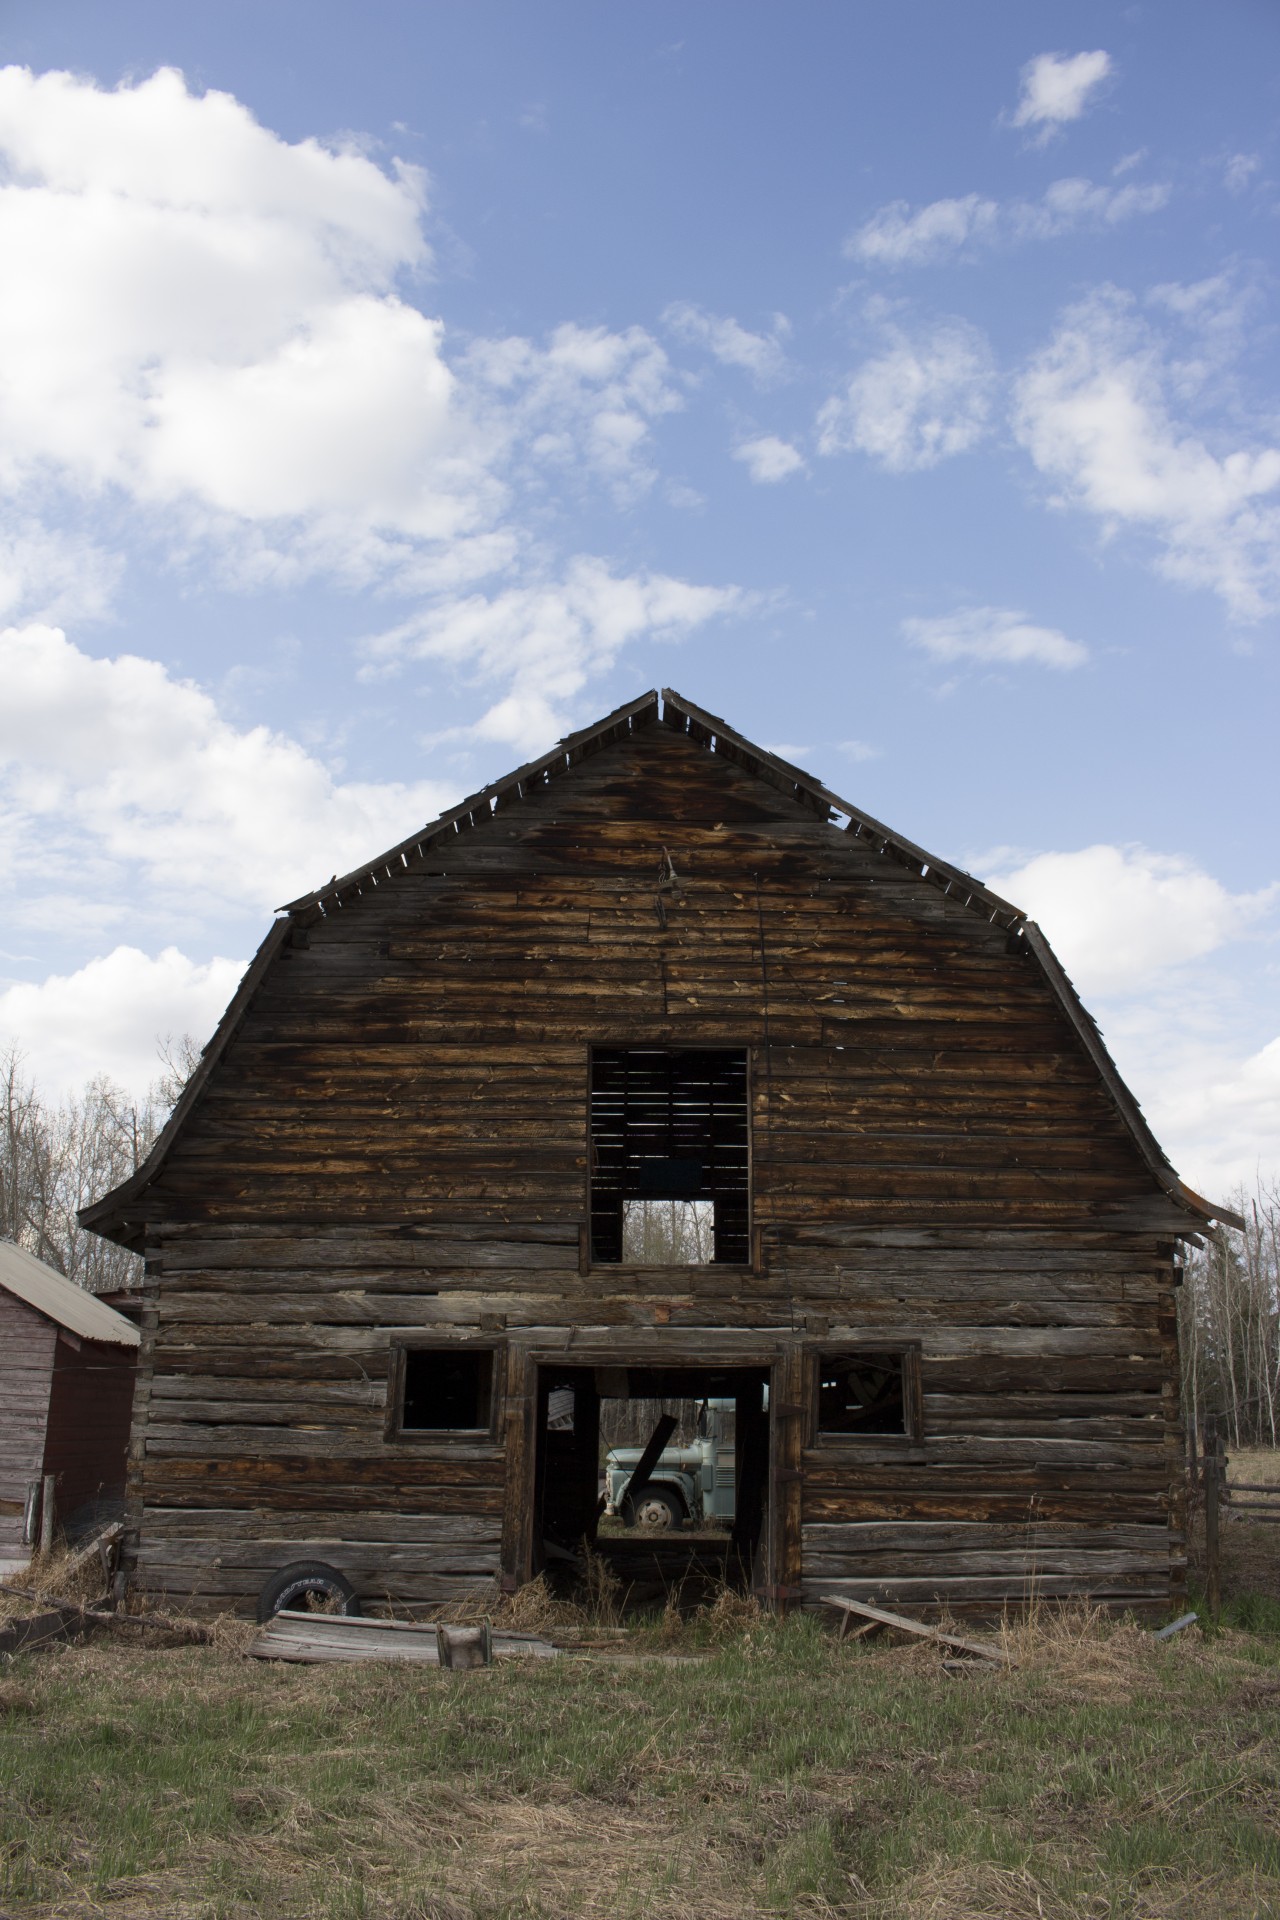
[2,1454,1278,1920]
[3,1596,1280,1920]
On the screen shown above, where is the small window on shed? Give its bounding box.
[400,1347,493,1432]
[818,1352,911,1439]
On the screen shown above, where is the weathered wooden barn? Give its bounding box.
[82,689,1239,1618]
[0,1240,140,1566]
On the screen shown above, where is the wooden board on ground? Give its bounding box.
[822,1594,1015,1665]
[248,1609,558,1665]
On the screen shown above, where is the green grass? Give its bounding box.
[2,1609,1280,1918]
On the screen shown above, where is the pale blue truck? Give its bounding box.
[602,1399,737,1529]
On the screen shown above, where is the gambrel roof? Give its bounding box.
[81,687,1242,1242]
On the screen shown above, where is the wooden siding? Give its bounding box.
[0,1289,55,1555]
[112,719,1184,1614]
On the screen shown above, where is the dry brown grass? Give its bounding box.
[6,1525,1280,1920]
[891,1859,1103,1920]
[3,1610,1280,1920]
[1231,1447,1280,1488]
[0,1540,110,1621]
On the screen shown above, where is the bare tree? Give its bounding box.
[0,1044,60,1264]
[621,1198,715,1264]
[1179,1179,1280,1448]
[0,1033,200,1294]
[154,1031,202,1111]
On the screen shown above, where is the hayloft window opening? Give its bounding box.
[817,1350,919,1440]
[396,1346,494,1435]
[589,1048,750,1264]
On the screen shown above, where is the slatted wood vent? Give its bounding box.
[589,1048,749,1264]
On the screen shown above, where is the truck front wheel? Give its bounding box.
[622,1487,685,1531]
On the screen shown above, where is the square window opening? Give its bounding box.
[400,1347,493,1432]
[590,1047,749,1264]
[818,1352,908,1438]
[622,1199,715,1265]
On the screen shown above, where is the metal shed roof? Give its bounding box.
[0,1239,141,1348]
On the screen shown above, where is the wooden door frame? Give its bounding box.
[499,1328,805,1608]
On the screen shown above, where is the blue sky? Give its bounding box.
[0,2,1276,1195]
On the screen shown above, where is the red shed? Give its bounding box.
[0,1240,140,1565]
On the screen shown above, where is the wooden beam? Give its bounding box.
[821,1595,1015,1664]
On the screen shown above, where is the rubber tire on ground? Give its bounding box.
[621,1487,684,1531]
[255,1560,361,1624]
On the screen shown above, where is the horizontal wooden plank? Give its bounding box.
[140,1508,499,1543]
[142,1456,507,1513]
[802,1548,1169,1578]
[138,1542,502,1577]
[801,1522,1172,1553]
[801,1490,1170,1523]
[803,1570,1169,1597]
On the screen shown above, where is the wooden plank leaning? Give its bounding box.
[821,1595,1016,1666]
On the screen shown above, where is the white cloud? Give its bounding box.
[365,558,743,757]
[733,436,805,483]
[0,65,726,738]
[1223,152,1261,194]
[0,522,122,625]
[0,946,246,1101]
[979,841,1280,1194]
[0,68,451,530]
[0,65,683,598]
[904,606,1088,671]
[1011,51,1112,143]
[850,194,1000,267]
[1013,291,1280,618]
[463,322,682,506]
[1153,1036,1280,1200]
[662,303,789,384]
[847,176,1166,267]
[817,320,994,471]
[0,623,458,929]
[1019,177,1168,237]
[982,844,1275,997]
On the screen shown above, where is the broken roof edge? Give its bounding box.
[278,685,1027,932]
[279,687,664,915]
[1020,922,1244,1234]
[659,688,1026,927]
[77,915,292,1247]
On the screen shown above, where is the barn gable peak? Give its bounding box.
[283,688,1025,930]
[78,686,1242,1242]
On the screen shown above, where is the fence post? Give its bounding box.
[1204,1413,1221,1624]
[38,1473,55,1558]
[22,1479,41,1548]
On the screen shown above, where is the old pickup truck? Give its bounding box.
[602,1399,736,1529]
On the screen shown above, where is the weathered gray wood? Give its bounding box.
[73,715,1192,1617]
[249,1610,556,1665]
[821,1595,1015,1663]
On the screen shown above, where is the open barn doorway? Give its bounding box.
[532,1362,772,1610]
